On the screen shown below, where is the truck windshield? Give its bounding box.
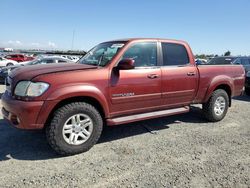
[78,42,125,67]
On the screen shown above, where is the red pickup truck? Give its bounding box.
[4,54,35,62]
[1,38,245,155]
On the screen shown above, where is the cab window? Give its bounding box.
[121,42,157,67]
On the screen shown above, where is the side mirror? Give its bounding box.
[117,58,135,70]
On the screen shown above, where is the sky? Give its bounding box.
[0,0,250,55]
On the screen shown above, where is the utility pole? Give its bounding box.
[71,30,75,50]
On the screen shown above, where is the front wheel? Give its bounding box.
[202,89,229,122]
[6,63,14,66]
[46,102,103,155]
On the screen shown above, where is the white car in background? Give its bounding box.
[0,57,18,67]
[61,55,80,62]
[195,58,208,64]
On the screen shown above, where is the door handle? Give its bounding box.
[147,74,159,79]
[187,72,196,76]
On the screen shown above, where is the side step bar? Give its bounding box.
[107,106,190,126]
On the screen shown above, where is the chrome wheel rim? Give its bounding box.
[62,114,93,145]
[214,96,226,116]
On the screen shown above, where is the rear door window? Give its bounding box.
[161,43,189,66]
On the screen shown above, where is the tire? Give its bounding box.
[6,63,14,66]
[202,89,229,122]
[245,87,250,96]
[46,102,103,155]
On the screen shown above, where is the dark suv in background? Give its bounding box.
[207,56,250,72]
[246,71,250,95]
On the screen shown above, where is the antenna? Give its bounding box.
[71,30,75,50]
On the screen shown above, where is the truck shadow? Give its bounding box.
[99,106,206,143]
[232,95,250,102]
[0,106,207,161]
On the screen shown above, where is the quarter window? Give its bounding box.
[122,42,157,67]
[162,43,189,66]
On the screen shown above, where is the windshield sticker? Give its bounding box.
[111,43,124,48]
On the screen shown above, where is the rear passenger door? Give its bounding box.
[160,42,198,107]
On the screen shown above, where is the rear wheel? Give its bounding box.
[202,89,229,122]
[46,102,103,155]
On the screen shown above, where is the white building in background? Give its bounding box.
[4,48,13,52]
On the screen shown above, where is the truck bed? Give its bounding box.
[194,64,245,103]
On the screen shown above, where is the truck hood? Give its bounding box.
[9,63,97,81]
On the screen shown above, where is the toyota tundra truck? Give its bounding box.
[1,38,245,155]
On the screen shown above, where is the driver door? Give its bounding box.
[109,42,162,117]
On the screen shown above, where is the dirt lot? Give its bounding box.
[0,84,249,188]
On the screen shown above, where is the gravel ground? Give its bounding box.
[0,84,249,188]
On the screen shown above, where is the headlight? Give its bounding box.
[247,71,250,77]
[14,81,49,97]
[14,81,30,96]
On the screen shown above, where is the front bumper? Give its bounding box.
[1,91,44,129]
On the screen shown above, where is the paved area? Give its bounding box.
[0,84,249,187]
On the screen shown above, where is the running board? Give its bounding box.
[107,106,190,126]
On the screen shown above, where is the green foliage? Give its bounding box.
[224,51,231,56]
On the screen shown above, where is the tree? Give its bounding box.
[224,51,231,56]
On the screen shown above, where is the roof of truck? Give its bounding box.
[104,38,187,44]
